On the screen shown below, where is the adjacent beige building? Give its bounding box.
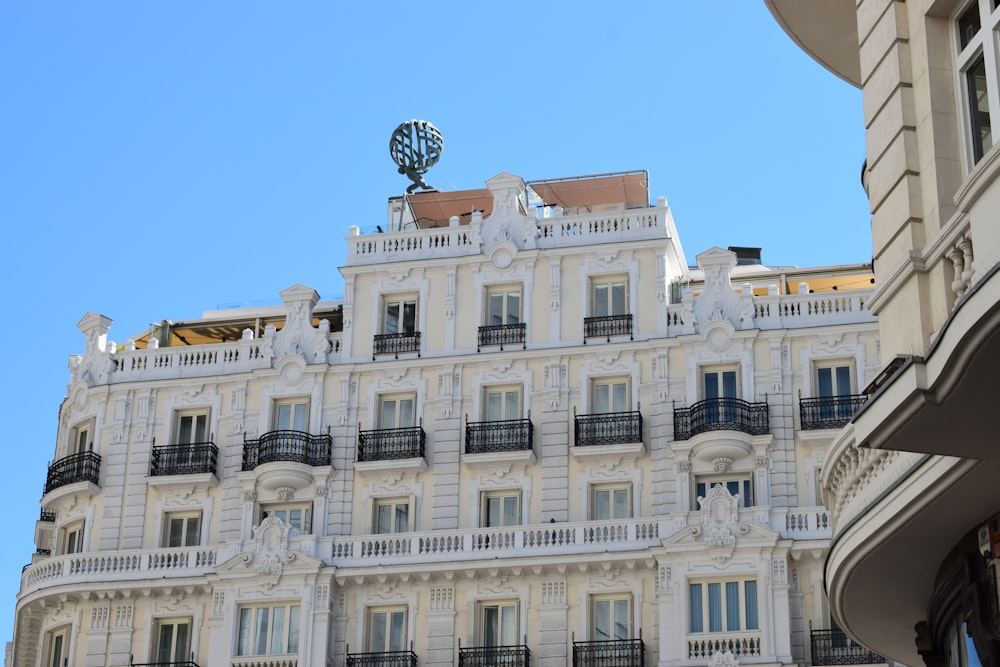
[10,171,881,667]
[766,2,1000,666]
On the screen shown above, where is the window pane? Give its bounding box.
[611,281,626,315]
[489,293,504,326]
[277,404,291,430]
[595,384,610,413]
[254,608,269,656]
[722,371,737,398]
[395,504,408,533]
[594,284,609,317]
[386,302,400,334]
[381,400,397,428]
[179,416,193,444]
[614,488,629,518]
[745,581,759,630]
[594,599,610,640]
[399,399,414,427]
[176,623,189,661]
[501,605,516,644]
[237,609,252,655]
[287,606,300,653]
[487,392,502,421]
[726,581,741,631]
[614,599,630,640]
[185,517,200,546]
[484,607,498,646]
[293,404,307,432]
[270,606,286,655]
[487,497,500,527]
[402,301,416,333]
[507,292,520,324]
[743,480,753,506]
[503,496,518,526]
[506,391,519,419]
[969,56,993,162]
[377,505,392,534]
[194,414,207,442]
[708,583,722,632]
[689,584,703,633]
[390,611,406,651]
[959,3,981,50]
[371,612,387,650]
[818,367,833,397]
[157,624,174,662]
[594,489,610,520]
[836,366,851,395]
[168,519,183,548]
[613,382,627,412]
[704,373,719,399]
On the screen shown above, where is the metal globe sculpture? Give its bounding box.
[389,120,443,193]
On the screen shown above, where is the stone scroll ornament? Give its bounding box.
[390,120,443,193]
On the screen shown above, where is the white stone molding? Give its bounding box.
[363,471,423,532]
[151,486,215,549]
[363,367,428,429]
[540,580,566,607]
[576,351,641,415]
[683,338,756,404]
[352,589,419,653]
[468,360,533,421]
[472,255,537,348]
[254,374,325,437]
[797,333,865,400]
[578,249,641,340]
[576,460,643,522]
[369,268,429,355]
[470,466,532,528]
[429,586,455,612]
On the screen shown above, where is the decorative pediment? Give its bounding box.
[685,248,755,338]
[270,284,331,366]
[478,172,538,263]
[661,485,778,562]
[215,516,323,586]
[710,650,740,667]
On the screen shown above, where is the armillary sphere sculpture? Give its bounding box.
[389,120,443,193]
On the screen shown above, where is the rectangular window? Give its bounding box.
[175,410,209,444]
[482,491,520,528]
[955,1,1000,165]
[480,602,518,646]
[274,399,308,432]
[61,521,84,555]
[153,618,191,664]
[817,364,852,397]
[592,378,629,413]
[967,55,993,162]
[592,595,632,641]
[374,498,410,534]
[689,579,758,633]
[71,423,91,455]
[592,278,628,317]
[695,475,753,508]
[368,607,407,652]
[261,503,312,535]
[236,603,301,656]
[487,287,522,326]
[485,387,521,421]
[703,369,738,400]
[163,512,201,548]
[383,297,417,335]
[378,395,415,429]
[46,628,68,667]
[591,484,632,520]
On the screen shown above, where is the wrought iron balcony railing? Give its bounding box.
[358,426,425,462]
[130,661,200,667]
[242,430,332,471]
[799,394,868,430]
[346,650,418,667]
[673,398,769,441]
[459,645,531,666]
[478,323,527,351]
[575,411,643,447]
[373,331,421,359]
[150,442,218,476]
[573,638,645,666]
[39,509,56,522]
[466,419,533,454]
[44,451,101,494]
[584,314,633,342]
[810,628,885,665]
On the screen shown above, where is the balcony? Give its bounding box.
[346,651,418,667]
[575,411,642,447]
[44,451,101,494]
[466,419,533,454]
[686,633,761,660]
[39,509,55,522]
[131,660,200,667]
[810,629,885,665]
[584,314,633,342]
[150,442,219,476]
[373,331,420,359]
[573,638,644,666]
[673,398,769,441]
[358,427,425,462]
[799,394,868,430]
[242,430,332,471]
[459,645,530,666]
[478,323,526,351]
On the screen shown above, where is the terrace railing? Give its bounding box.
[358,427,425,462]
[45,451,101,494]
[573,638,645,666]
[466,419,533,454]
[373,332,420,359]
[810,629,885,665]
[150,442,218,476]
[242,430,332,471]
[673,398,769,441]
[478,323,526,351]
[584,314,633,342]
[459,645,530,667]
[346,651,418,667]
[574,411,642,447]
[799,394,868,430]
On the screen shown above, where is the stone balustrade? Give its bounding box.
[667,289,875,333]
[687,632,762,659]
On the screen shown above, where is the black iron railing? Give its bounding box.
[130,659,200,667]
[373,332,421,359]
[242,430,332,471]
[44,451,101,494]
[575,411,643,447]
[799,395,868,430]
[459,645,530,666]
[150,442,218,476]
[673,398,769,441]
[573,638,645,666]
[35,548,51,556]
[584,314,633,342]
[346,651,418,667]
[478,323,527,351]
[810,629,885,665]
[466,419,533,454]
[39,509,56,522]
[358,427,425,462]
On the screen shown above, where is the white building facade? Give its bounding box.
[11,171,880,667]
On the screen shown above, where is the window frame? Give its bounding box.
[694,474,754,509]
[373,497,411,535]
[236,602,301,657]
[485,285,523,326]
[260,502,313,536]
[70,421,93,456]
[590,593,633,641]
[45,626,70,667]
[152,617,193,664]
[954,0,1000,166]
[163,511,202,548]
[377,394,417,429]
[478,600,519,647]
[272,398,309,432]
[481,490,521,528]
[366,606,408,653]
[174,409,210,445]
[483,385,522,421]
[688,578,760,634]
[590,483,632,521]
[591,377,630,414]
[815,361,854,397]
[382,294,419,335]
[590,276,629,318]
[701,366,740,400]
[60,520,85,555]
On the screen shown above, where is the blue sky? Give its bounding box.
[0,2,866,646]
